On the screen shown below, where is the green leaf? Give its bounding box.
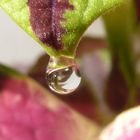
[0,63,22,77]
[0,0,124,58]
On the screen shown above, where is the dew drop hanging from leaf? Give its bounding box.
[46,57,81,94]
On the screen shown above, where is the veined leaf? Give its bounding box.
[0,0,124,58]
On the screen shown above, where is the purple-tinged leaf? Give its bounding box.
[28,0,74,50]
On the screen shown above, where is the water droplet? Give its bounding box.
[46,57,81,94]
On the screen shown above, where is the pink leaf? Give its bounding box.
[100,106,140,140]
[0,73,99,140]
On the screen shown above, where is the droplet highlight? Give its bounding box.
[46,57,81,94]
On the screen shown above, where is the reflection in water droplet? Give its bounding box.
[46,57,81,94]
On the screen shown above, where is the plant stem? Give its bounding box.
[103,1,137,107]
